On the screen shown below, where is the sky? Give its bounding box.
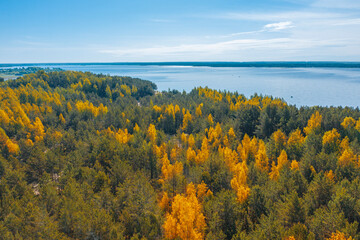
[1,0,360,63]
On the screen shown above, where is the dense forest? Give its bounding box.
[1,70,360,239]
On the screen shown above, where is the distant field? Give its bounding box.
[0,74,18,80]
[0,67,63,80]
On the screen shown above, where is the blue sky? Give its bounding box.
[1,0,360,63]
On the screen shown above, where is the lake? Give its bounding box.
[7,64,360,108]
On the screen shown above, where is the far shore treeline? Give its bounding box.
[1,61,360,68]
[0,69,360,239]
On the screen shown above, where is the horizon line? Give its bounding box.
[1,61,360,68]
[1,60,360,64]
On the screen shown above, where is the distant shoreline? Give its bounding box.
[1,61,360,68]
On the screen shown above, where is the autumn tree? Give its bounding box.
[322,128,340,153]
[287,129,305,160]
[255,140,269,173]
[270,150,289,180]
[304,111,322,135]
[163,183,207,240]
[327,231,353,240]
[230,161,250,203]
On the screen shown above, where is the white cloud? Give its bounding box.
[99,8,360,61]
[264,21,294,31]
[207,21,294,39]
[100,38,285,56]
[99,37,347,58]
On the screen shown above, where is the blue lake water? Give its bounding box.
[8,64,360,107]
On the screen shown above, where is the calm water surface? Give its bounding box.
[23,64,360,107]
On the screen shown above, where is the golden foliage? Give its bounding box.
[221,146,239,172]
[104,127,133,144]
[207,113,214,126]
[340,137,350,152]
[270,150,288,180]
[160,153,183,181]
[208,123,222,147]
[186,147,197,163]
[196,181,212,200]
[181,132,187,144]
[6,139,20,154]
[229,94,286,111]
[188,134,195,148]
[322,128,340,148]
[255,140,269,172]
[75,100,108,117]
[223,135,229,147]
[228,127,236,139]
[225,94,231,103]
[31,117,45,142]
[53,131,63,140]
[230,161,250,203]
[273,129,287,146]
[170,147,180,161]
[290,160,299,171]
[338,148,357,166]
[326,170,335,182]
[223,138,251,202]
[326,231,353,240]
[238,134,258,162]
[195,103,203,117]
[25,139,34,146]
[66,102,72,112]
[153,142,167,159]
[287,129,305,147]
[115,128,132,144]
[198,87,223,102]
[59,113,66,124]
[163,183,207,240]
[341,117,356,129]
[182,110,192,130]
[0,128,20,154]
[263,97,287,108]
[0,109,10,125]
[195,137,209,164]
[304,111,322,135]
[278,150,289,168]
[131,85,138,93]
[164,104,179,118]
[147,124,157,142]
[133,123,140,133]
[310,165,317,175]
[153,105,162,112]
[159,192,170,212]
[120,84,131,95]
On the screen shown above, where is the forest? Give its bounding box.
[0,69,360,239]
